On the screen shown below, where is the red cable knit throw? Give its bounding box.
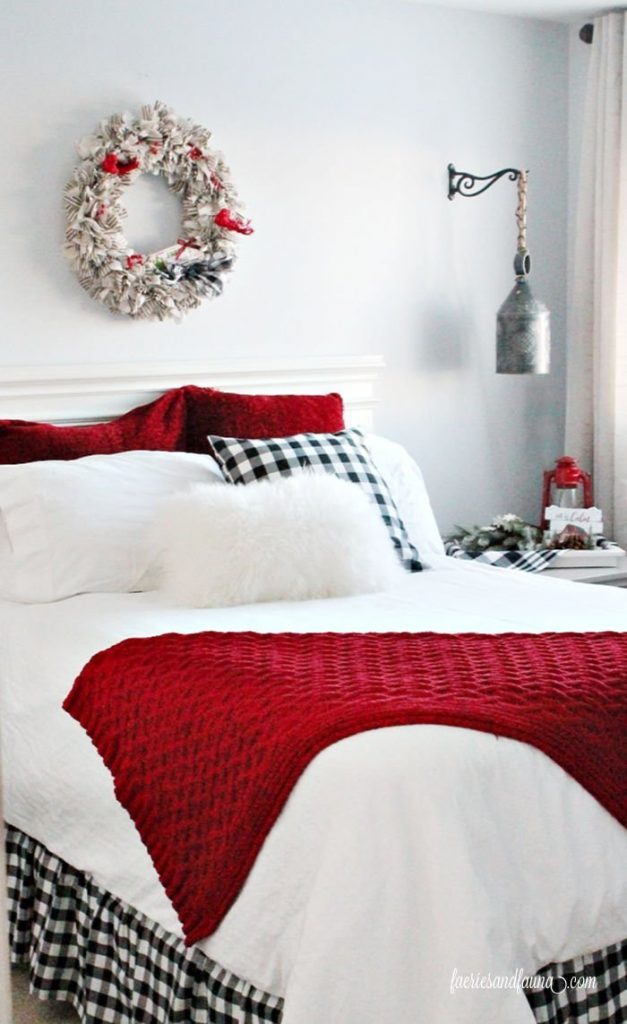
[64,631,627,946]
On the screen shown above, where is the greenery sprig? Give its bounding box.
[447,514,543,553]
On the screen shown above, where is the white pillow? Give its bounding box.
[0,512,12,599]
[155,470,404,608]
[0,451,225,603]
[365,434,444,562]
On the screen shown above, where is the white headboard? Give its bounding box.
[0,356,384,427]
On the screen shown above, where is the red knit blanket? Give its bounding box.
[63,630,627,946]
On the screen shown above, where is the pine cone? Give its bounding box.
[559,534,588,550]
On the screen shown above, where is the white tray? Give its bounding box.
[549,547,626,569]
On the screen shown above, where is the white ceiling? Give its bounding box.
[409,0,603,23]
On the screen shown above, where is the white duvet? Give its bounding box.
[1,557,627,1024]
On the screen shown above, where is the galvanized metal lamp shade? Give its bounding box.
[496,251,550,374]
[448,164,550,374]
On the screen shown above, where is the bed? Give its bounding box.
[1,360,626,1024]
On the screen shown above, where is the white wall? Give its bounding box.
[0,0,569,533]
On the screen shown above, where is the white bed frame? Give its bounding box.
[0,357,384,427]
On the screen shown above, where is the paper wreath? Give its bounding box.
[64,102,253,321]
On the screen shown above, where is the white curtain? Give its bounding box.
[566,11,627,546]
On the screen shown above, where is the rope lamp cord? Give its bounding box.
[516,170,528,254]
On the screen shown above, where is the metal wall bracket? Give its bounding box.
[448,164,521,201]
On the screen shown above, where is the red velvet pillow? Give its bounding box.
[0,389,187,464]
[183,387,345,453]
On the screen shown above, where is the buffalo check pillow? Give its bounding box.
[208,427,422,572]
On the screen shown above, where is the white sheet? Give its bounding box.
[1,557,627,1024]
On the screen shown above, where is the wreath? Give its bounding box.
[64,102,253,321]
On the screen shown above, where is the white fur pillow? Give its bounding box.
[154,471,404,607]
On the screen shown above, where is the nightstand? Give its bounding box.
[543,555,627,587]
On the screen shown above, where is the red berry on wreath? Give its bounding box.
[126,253,144,269]
[189,146,204,160]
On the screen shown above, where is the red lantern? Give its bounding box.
[541,456,593,527]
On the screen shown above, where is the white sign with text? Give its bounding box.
[545,506,603,537]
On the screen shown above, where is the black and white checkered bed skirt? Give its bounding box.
[5,825,282,1023]
[4,824,627,1023]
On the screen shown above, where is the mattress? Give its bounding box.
[2,556,627,1024]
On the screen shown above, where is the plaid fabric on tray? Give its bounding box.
[446,537,620,573]
[445,539,559,572]
[5,824,626,1024]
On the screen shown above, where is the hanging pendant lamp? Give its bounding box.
[448,164,551,374]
